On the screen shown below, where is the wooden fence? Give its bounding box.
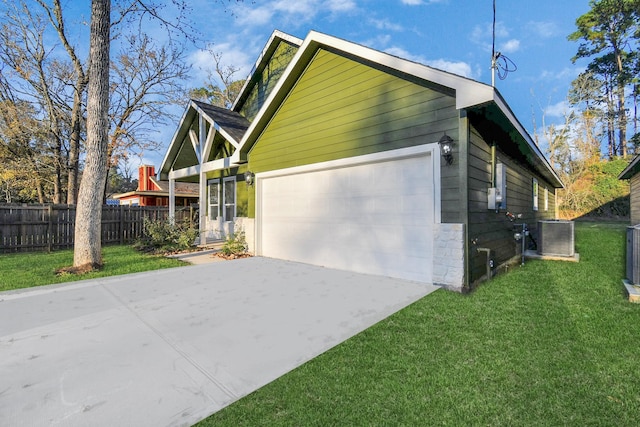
[0,204,194,253]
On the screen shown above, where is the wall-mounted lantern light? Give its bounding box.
[245,171,255,186]
[438,133,455,165]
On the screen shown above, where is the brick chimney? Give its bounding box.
[138,165,156,191]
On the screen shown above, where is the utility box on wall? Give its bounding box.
[488,162,506,210]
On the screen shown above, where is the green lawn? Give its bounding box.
[0,245,187,292]
[200,222,640,426]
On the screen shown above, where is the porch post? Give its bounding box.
[199,171,207,245]
[168,177,176,221]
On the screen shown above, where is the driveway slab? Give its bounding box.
[0,257,439,426]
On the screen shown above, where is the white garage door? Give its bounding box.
[257,149,435,283]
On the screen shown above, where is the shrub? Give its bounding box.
[221,231,248,256]
[136,217,198,253]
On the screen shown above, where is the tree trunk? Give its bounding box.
[66,88,84,205]
[73,0,110,268]
[618,82,627,157]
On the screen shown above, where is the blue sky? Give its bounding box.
[36,0,593,168]
[163,0,590,168]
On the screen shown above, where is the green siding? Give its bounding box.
[239,41,299,121]
[205,165,249,217]
[466,126,556,285]
[247,49,457,217]
[248,49,456,216]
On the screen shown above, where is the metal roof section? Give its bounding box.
[234,30,563,188]
[619,154,640,180]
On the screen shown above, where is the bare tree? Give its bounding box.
[107,32,190,189]
[37,0,89,204]
[0,2,68,202]
[189,50,244,108]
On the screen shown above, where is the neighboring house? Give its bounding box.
[112,165,199,207]
[619,155,640,224]
[158,30,563,291]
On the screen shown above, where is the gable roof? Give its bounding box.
[158,30,301,181]
[233,30,562,188]
[158,99,250,179]
[191,100,250,142]
[619,154,640,180]
[232,30,303,113]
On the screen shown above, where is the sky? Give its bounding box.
[37,0,595,169]
[158,0,591,169]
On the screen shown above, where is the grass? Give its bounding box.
[0,245,187,292]
[199,222,640,426]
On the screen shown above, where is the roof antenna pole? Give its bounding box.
[491,0,498,87]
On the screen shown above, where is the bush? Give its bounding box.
[220,231,248,256]
[136,217,198,253]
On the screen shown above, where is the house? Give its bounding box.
[112,165,199,207]
[619,155,640,225]
[158,30,563,291]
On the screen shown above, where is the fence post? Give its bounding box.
[47,205,53,252]
[120,205,125,244]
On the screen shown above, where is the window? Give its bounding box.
[208,181,220,220]
[223,177,236,221]
[544,188,549,211]
[532,178,539,211]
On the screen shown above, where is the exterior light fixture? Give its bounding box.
[438,133,455,165]
[245,171,255,186]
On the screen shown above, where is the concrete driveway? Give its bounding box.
[0,257,439,426]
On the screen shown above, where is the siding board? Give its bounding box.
[631,174,640,224]
[249,48,457,174]
[467,125,557,285]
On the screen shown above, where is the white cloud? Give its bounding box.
[362,34,393,49]
[370,18,404,32]
[544,100,571,118]
[539,67,583,81]
[327,0,357,12]
[235,7,274,26]
[400,0,446,4]
[384,46,474,78]
[500,39,520,54]
[189,41,254,86]
[528,21,558,38]
[234,0,355,27]
[384,46,424,62]
[426,59,474,78]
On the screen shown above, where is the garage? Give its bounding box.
[255,147,437,283]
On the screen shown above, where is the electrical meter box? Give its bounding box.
[488,163,506,210]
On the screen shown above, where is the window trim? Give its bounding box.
[544,187,549,211]
[208,179,220,220]
[223,176,237,221]
[532,178,539,211]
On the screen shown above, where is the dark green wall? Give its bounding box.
[466,125,557,285]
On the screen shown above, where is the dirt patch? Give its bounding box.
[213,253,252,261]
[55,263,103,276]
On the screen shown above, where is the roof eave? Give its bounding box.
[231,30,303,112]
[236,30,563,188]
[619,154,640,180]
